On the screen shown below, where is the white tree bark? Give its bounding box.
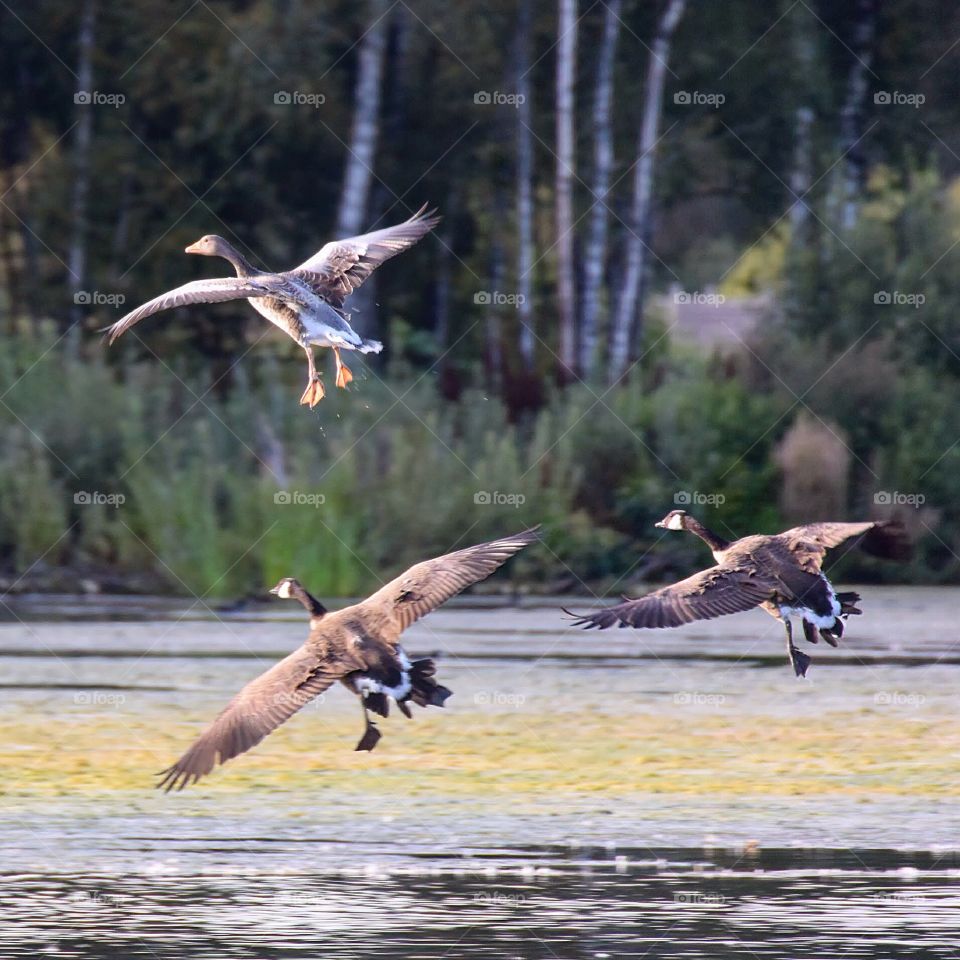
[838,0,878,231]
[608,0,686,384]
[555,0,578,380]
[580,0,622,379]
[486,189,507,391]
[434,197,453,360]
[68,0,97,347]
[335,0,390,342]
[336,0,389,236]
[789,5,817,241]
[515,0,536,371]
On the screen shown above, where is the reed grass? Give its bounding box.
[0,325,951,595]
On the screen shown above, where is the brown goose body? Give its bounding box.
[159,528,537,791]
[567,511,910,676]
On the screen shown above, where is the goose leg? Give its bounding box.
[333,347,353,388]
[299,346,325,407]
[784,619,811,678]
[355,697,381,752]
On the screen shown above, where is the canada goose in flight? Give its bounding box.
[566,510,910,677]
[158,528,537,791]
[103,205,440,407]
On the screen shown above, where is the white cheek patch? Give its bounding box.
[667,514,685,531]
[277,581,293,599]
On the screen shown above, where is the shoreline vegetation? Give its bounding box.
[0,312,951,599]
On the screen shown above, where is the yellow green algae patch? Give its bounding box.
[0,701,956,808]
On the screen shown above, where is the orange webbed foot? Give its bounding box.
[335,362,353,389]
[299,377,325,407]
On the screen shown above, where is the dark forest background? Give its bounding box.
[0,0,957,596]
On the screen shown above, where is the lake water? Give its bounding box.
[1,588,958,957]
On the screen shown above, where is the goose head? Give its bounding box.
[185,234,234,258]
[655,509,690,532]
[270,577,327,618]
[269,577,300,600]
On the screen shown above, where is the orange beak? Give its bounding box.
[184,240,203,254]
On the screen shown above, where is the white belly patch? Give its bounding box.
[353,647,413,700]
[779,578,841,627]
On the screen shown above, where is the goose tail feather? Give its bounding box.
[405,658,452,710]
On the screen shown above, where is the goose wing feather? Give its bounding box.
[352,528,537,640]
[781,521,911,571]
[290,205,440,305]
[103,276,304,344]
[157,639,359,792]
[566,565,776,630]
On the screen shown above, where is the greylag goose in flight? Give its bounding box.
[567,510,910,677]
[158,528,537,790]
[104,205,440,407]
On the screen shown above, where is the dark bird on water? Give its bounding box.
[158,528,537,791]
[103,205,440,407]
[566,510,911,677]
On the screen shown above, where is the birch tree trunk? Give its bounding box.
[515,0,536,371]
[336,0,389,237]
[580,0,621,379]
[67,0,97,352]
[487,188,510,392]
[334,0,390,344]
[554,0,578,381]
[789,9,816,242]
[434,195,453,364]
[838,0,878,231]
[608,0,686,384]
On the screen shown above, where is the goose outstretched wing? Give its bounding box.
[103,276,304,344]
[566,565,776,630]
[353,528,537,641]
[157,640,359,792]
[781,521,911,571]
[290,205,440,306]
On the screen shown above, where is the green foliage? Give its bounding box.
[0,294,957,592]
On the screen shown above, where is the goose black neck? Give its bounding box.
[292,583,326,617]
[686,516,730,553]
